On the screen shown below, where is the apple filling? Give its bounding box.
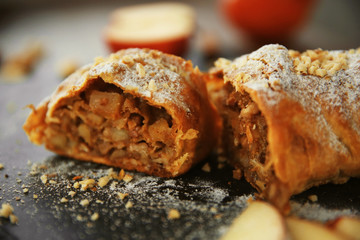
[43,79,176,170]
[222,82,269,189]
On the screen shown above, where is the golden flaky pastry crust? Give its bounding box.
[24,48,221,177]
[212,44,360,211]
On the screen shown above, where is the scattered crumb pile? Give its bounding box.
[0,203,18,224]
[7,156,250,239]
[0,41,43,82]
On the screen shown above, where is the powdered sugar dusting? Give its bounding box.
[290,201,357,222]
[88,48,192,113]
[222,44,360,153]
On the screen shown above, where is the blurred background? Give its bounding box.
[0,0,359,96]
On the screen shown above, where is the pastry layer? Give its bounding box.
[24,48,221,177]
[211,44,360,211]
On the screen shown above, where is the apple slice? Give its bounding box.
[327,216,360,240]
[221,201,287,240]
[286,217,347,240]
[104,2,195,56]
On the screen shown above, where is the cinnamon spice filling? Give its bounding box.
[43,78,176,168]
[222,82,269,189]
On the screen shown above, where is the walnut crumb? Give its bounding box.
[79,179,95,191]
[23,188,29,194]
[73,181,80,189]
[136,63,146,77]
[33,194,38,199]
[0,163,4,170]
[123,174,133,183]
[80,199,90,207]
[98,176,110,188]
[308,194,318,202]
[60,197,68,203]
[40,174,47,184]
[90,212,99,221]
[68,191,76,197]
[118,169,125,180]
[210,207,218,213]
[9,214,18,224]
[148,79,157,92]
[49,180,57,184]
[125,201,133,209]
[0,203,14,218]
[167,209,180,220]
[201,163,211,172]
[122,55,134,67]
[117,192,129,200]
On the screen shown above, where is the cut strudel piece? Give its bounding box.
[24,48,220,177]
[212,44,360,211]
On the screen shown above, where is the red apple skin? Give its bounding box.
[105,35,190,57]
[219,0,317,41]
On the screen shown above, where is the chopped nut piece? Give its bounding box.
[40,174,48,184]
[9,214,18,224]
[79,179,95,191]
[80,199,90,207]
[90,212,99,221]
[125,201,133,209]
[98,176,110,187]
[168,209,180,219]
[116,192,129,200]
[201,163,211,172]
[123,174,133,183]
[49,180,57,184]
[210,207,217,213]
[136,63,146,77]
[60,197,69,203]
[0,163,4,170]
[96,199,104,204]
[68,191,76,197]
[118,169,125,180]
[73,181,80,189]
[15,197,21,201]
[110,181,118,190]
[23,188,29,194]
[76,215,84,221]
[148,79,157,92]
[0,203,14,218]
[33,194,38,199]
[308,194,318,202]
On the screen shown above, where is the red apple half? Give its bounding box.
[104,2,195,56]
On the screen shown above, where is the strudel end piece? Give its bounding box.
[24,48,220,177]
[212,44,360,211]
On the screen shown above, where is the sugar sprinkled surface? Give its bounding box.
[88,48,192,113]
[221,44,360,153]
[0,154,359,239]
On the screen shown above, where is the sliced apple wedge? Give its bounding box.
[221,201,287,240]
[104,2,195,56]
[327,216,360,240]
[287,217,347,240]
